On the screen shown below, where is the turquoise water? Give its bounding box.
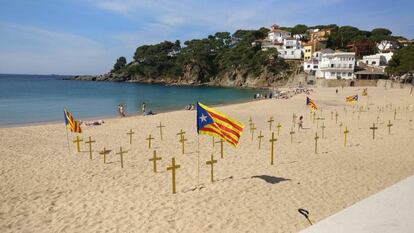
[0,74,262,126]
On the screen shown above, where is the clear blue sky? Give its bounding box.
[0,0,413,75]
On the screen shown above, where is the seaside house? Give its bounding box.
[303,48,332,74]
[377,40,399,52]
[315,51,356,79]
[260,24,303,60]
[397,39,414,47]
[361,53,390,67]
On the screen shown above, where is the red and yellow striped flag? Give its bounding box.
[64,109,82,133]
[196,102,244,146]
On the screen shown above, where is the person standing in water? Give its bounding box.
[141,102,146,114]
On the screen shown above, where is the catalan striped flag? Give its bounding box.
[306,97,318,111]
[197,102,244,146]
[64,109,82,133]
[346,94,359,102]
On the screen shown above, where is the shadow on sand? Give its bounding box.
[251,175,290,184]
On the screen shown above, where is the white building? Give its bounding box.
[377,40,399,52]
[362,54,387,67]
[268,24,291,43]
[261,24,302,60]
[278,38,302,60]
[303,49,334,73]
[316,52,356,79]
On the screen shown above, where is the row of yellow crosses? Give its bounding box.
[71,103,410,194]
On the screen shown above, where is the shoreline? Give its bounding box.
[0,97,270,129]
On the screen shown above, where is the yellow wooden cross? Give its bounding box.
[267,117,274,131]
[387,120,393,135]
[335,111,339,124]
[289,127,295,144]
[269,132,277,165]
[157,122,166,140]
[321,123,326,139]
[215,139,224,158]
[98,147,111,164]
[176,129,186,140]
[72,136,83,153]
[314,132,319,154]
[166,157,180,194]
[85,136,96,160]
[179,135,187,154]
[276,122,282,136]
[258,130,264,149]
[316,116,325,129]
[293,113,297,128]
[146,134,155,149]
[250,123,256,141]
[149,150,162,172]
[116,147,128,168]
[126,129,134,144]
[206,153,217,183]
[370,123,378,140]
[343,127,349,146]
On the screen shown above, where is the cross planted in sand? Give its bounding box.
[149,150,162,173]
[166,157,180,194]
[339,122,343,135]
[179,134,187,154]
[343,127,349,146]
[387,120,393,135]
[292,113,297,128]
[127,129,134,144]
[250,123,256,141]
[320,123,326,138]
[314,132,319,154]
[257,130,264,149]
[116,147,128,168]
[316,116,325,129]
[370,123,378,140]
[157,122,166,141]
[215,138,225,158]
[146,134,155,149]
[290,127,295,144]
[73,136,83,153]
[85,136,96,160]
[277,122,282,136]
[269,132,277,165]
[335,111,339,124]
[206,154,218,183]
[98,147,111,164]
[267,117,274,131]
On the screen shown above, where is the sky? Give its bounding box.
[0,0,413,75]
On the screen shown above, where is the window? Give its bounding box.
[314,65,318,68]
[291,51,294,55]
[348,73,352,76]
[332,72,336,76]
[349,64,353,68]
[365,60,368,64]
[284,51,287,54]
[342,72,346,76]
[307,65,311,68]
[372,61,376,65]
[331,64,334,68]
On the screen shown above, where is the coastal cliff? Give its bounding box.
[74,28,295,88]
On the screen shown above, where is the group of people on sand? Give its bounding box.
[254,92,273,99]
[185,104,195,110]
[117,102,156,117]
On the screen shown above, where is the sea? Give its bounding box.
[0,74,265,126]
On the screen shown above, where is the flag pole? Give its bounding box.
[64,108,71,154]
[197,136,200,186]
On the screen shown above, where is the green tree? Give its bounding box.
[112,56,127,72]
[291,24,308,35]
[371,28,392,36]
[386,46,414,75]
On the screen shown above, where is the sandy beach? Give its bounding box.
[1,86,413,233]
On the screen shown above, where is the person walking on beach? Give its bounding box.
[298,116,303,130]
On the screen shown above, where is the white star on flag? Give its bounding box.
[199,114,207,122]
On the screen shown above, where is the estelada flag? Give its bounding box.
[346,95,359,102]
[64,109,82,133]
[197,102,244,146]
[306,97,318,111]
